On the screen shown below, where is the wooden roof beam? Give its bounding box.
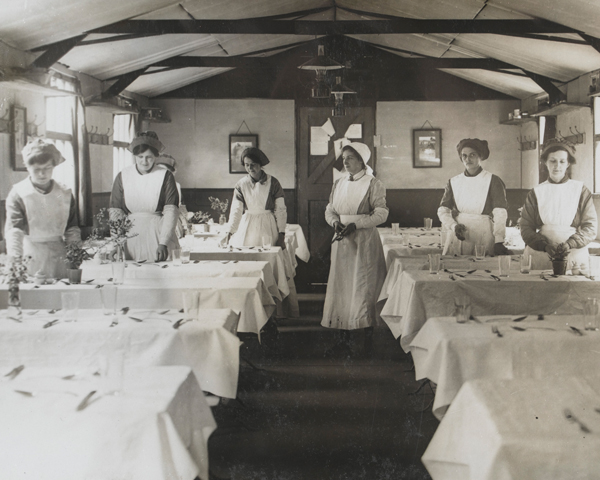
[30,35,87,68]
[89,18,576,36]
[102,68,148,97]
[523,70,566,104]
[580,33,600,54]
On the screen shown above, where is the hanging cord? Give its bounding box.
[420,120,435,129]
[235,120,252,135]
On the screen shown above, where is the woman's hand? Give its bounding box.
[276,232,286,250]
[544,243,557,256]
[333,221,345,234]
[220,232,232,248]
[454,223,467,241]
[155,244,169,262]
[493,243,511,256]
[340,223,357,237]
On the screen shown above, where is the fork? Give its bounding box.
[491,325,503,337]
[564,408,592,433]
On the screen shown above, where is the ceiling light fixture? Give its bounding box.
[330,76,356,117]
[298,45,344,98]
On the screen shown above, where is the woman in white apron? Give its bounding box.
[437,138,510,256]
[223,147,287,249]
[5,139,81,280]
[322,142,388,357]
[521,141,597,272]
[109,131,180,262]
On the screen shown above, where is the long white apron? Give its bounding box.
[447,171,495,256]
[121,166,179,262]
[230,175,278,247]
[524,180,588,272]
[322,175,386,330]
[15,179,71,279]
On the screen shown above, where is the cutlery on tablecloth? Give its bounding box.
[511,326,527,332]
[172,318,189,329]
[468,315,483,324]
[512,315,528,322]
[4,365,25,379]
[158,310,170,315]
[491,325,503,338]
[84,279,95,284]
[109,319,119,328]
[564,408,592,433]
[8,315,23,323]
[14,390,35,397]
[569,326,584,336]
[27,310,39,315]
[43,319,60,329]
[76,390,97,411]
[120,307,130,315]
[48,309,60,314]
[128,316,143,322]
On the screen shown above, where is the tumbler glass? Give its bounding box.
[498,255,511,277]
[520,254,531,274]
[429,254,441,274]
[454,296,471,324]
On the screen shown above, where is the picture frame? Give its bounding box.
[413,128,442,168]
[229,134,258,173]
[10,105,27,171]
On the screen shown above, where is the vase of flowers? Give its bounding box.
[1,256,30,321]
[549,243,569,275]
[64,243,95,284]
[90,208,137,263]
[209,196,229,225]
[188,211,212,233]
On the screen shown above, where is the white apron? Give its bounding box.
[121,166,179,262]
[230,175,278,247]
[322,174,387,330]
[15,179,71,279]
[524,180,588,272]
[447,170,495,256]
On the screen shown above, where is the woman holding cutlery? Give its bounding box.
[322,142,388,356]
[521,140,597,272]
[109,131,180,262]
[437,138,510,256]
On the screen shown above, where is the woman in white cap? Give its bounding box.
[437,138,510,256]
[222,147,287,249]
[322,142,388,356]
[521,140,597,272]
[5,138,81,279]
[109,131,180,262]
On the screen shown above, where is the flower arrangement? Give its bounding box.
[188,210,212,225]
[64,242,95,270]
[91,208,137,246]
[0,255,30,284]
[208,197,229,214]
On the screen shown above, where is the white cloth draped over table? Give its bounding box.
[322,172,388,330]
[228,173,287,247]
[110,165,180,262]
[437,169,507,256]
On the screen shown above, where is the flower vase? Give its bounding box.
[67,268,82,284]
[219,214,227,226]
[114,243,126,263]
[552,260,568,276]
[8,280,22,321]
[201,223,210,233]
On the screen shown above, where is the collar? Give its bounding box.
[548,175,570,184]
[249,171,268,185]
[30,178,54,195]
[464,166,483,177]
[348,170,366,181]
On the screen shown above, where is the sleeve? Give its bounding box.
[489,175,508,243]
[324,181,341,227]
[227,183,246,235]
[158,172,180,245]
[520,189,548,251]
[437,180,458,232]
[566,185,598,249]
[4,188,27,258]
[156,171,180,211]
[63,195,82,245]
[109,173,129,215]
[268,177,287,233]
[355,179,389,229]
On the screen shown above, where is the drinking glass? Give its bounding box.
[61,292,80,322]
[262,235,272,250]
[100,333,129,395]
[181,249,191,264]
[182,291,200,321]
[454,296,471,323]
[429,254,441,274]
[589,256,600,277]
[172,248,182,265]
[100,285,118,316]
[391,223,400,236]
[475,244,486,260]
[112,262,125,285]
[520,254,531,274]
[498,255,511,277]
[402,233,410,247]
[583,298,599,331]
[424,217,433,230]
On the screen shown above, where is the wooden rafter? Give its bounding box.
[523,70,566,104]
[498,33,588,45]
[580,33,600,54]
[102,68,148,97]
[30,35,87,68]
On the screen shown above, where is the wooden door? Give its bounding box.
[296,105,375,287]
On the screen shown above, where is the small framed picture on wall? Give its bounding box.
[229,134,258,173]
[10,105,28,172]
[413,128,442,168]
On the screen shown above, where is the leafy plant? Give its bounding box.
[90,208,138,246]
[208,197,229,214]
[188,210,212,224]
[64,242,94,269]
[1,255,31,284]
[549,243,570,262]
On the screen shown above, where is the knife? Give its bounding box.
[43,319,60,329]
[4,365,25,379]
[76,390,97,411]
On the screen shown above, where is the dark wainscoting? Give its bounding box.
[384,189,530,228]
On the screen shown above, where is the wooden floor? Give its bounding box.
[209,305,439,480]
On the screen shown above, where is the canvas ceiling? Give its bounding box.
[1,0,600,99]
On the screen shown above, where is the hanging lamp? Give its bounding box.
[330,76,356,117]
[298,45,344,98]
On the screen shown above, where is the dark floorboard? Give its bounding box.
[209,322,439,480]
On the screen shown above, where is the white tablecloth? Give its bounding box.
[0,366,216,480]
[83,259,282,302]
[423,377,600,480]
[378,227,443,246]
[0,308,240,399]
[410,315,600,419]
[285,224,310,263]
[0,277,274,336]
[381,269,600,351]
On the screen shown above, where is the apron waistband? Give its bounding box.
[246,209,271,215]
[340,214,367,224]
[129,212,161,218]
[27,235,63,243]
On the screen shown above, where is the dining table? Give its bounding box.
[380,267,600,351]
[0,276,275,337]
[0,365,216,480]
[422,376,600,480]
[0,308,240,399]
[409,314,600,419]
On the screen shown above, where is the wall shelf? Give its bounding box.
[500,117,536,126]
[530,102,590,117]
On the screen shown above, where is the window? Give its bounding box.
[112,114,135,177]
[45,96,75,191]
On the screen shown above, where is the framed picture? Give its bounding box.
[229,134,258,173]
[413,128,442,168]
[10,105,27,171]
